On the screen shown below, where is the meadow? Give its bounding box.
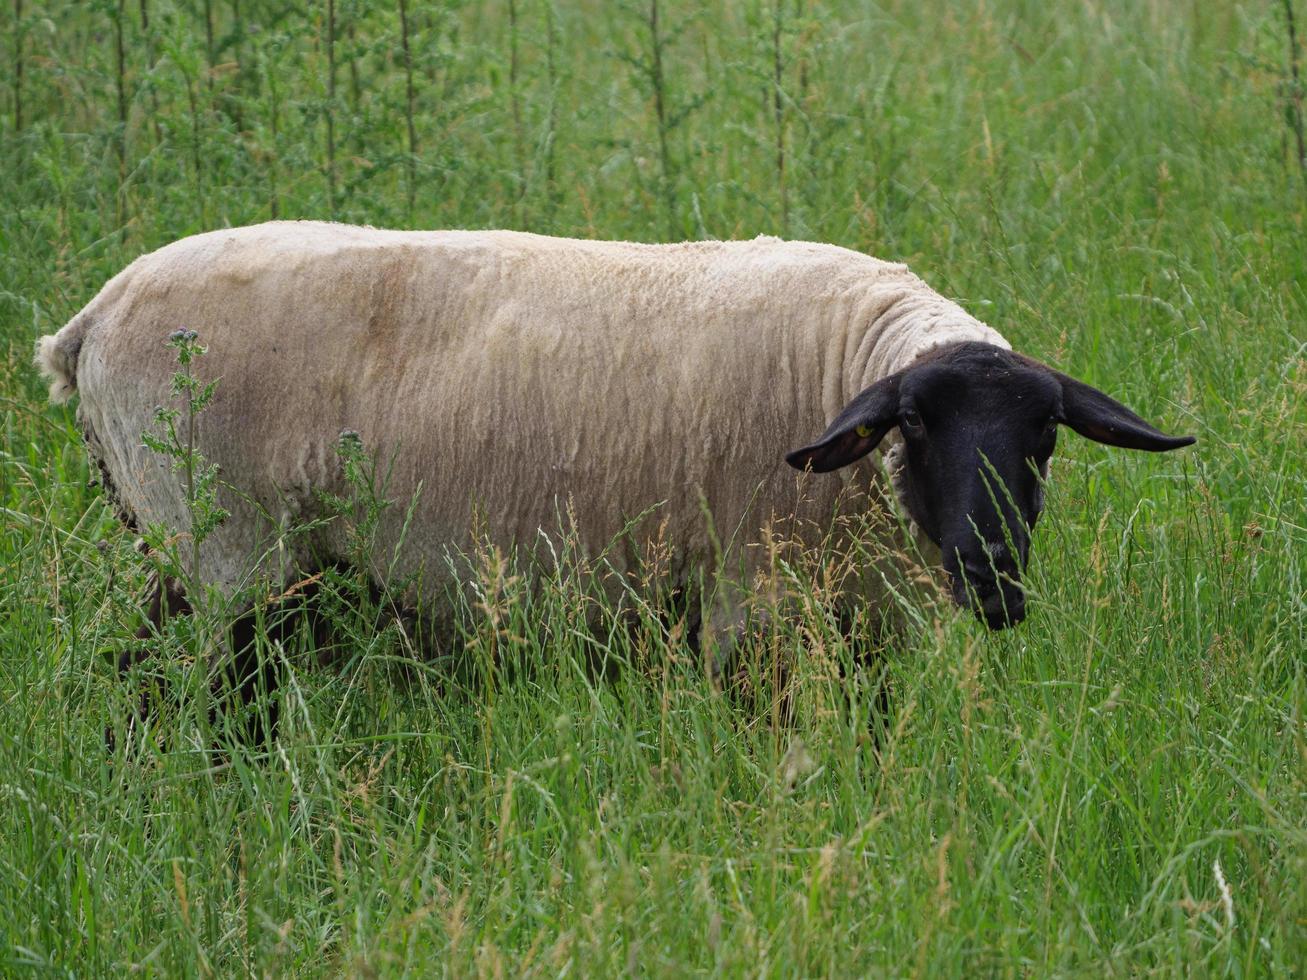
[1,0,1305,974]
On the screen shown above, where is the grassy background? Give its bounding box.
[2,0,1305,974]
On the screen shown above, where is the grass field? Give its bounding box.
[2,0,1305,974]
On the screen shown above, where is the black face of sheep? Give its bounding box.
[785,342,1195,629]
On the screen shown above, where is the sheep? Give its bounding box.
[36,221,1193,717]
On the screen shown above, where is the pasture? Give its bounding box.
[1,0,1304,973]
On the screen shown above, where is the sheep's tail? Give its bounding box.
[34,310,92,405]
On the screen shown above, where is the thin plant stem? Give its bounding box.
[325,0,338,216]
[139,0,162,147]
[795,0,807,103]
[12,0,22,132]
[226,0,247,133]
[202,0,215,97]
[185,357,199,593]
[183,64,207,225]
[348,17,361,152]
[509,0,526,225]
[114,0,127,133]
[398,0,418,217]
[265,48,281,219]
[543,0,558,218]
[114,0,128,231]
[1283,0,1307,183]
[772,0,787,234]
[647,0,675,239]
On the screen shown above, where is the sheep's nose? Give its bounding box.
[978,588,1025,630]
[952,556,1026,629]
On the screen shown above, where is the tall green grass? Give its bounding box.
[2,0,1304,973]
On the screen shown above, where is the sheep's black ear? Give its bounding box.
[1056,372,1196,452]
[785,373,902,473]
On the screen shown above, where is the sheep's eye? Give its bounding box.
[901,409,924,432]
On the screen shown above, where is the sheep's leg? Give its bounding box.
[849,649,894,745]
[108,573,191,750]
[113,578,301,749]
[836,606,894,744]
[208,572,334,745]
[699,596,755,689]
[707,603,894,737]
[209,597,304,747]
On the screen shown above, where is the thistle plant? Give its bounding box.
[141,329,228,612]
[320,428,392,565]
[313,428,413,643]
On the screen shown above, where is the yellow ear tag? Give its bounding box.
[855,425,873,438]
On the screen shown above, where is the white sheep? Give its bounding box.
[37,220,1193,664]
